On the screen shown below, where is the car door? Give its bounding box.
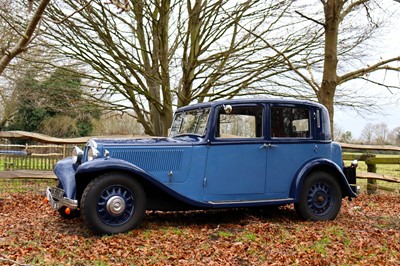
[204,104,267,195]
[265,104,317,198]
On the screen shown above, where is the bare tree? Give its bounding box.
[43,0,311,136]
[0,0,51,76]
[0,0,131,130]
[2,0,399,138]
[360,122,374,144]
[0,0,28,128]
[392,126,400,146]
[360,122,391,144]
[92,111,145,136]
[262,0,400,133]
[320,0,399,131]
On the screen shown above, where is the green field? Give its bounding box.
[0,179,56,196]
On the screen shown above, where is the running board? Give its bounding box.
[207,198,294,205]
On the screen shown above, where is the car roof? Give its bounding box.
[176,98,325,112]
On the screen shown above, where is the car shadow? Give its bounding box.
[142,205,299,228]
[48,204,299,237]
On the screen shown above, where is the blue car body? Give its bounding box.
[46,99,357,234]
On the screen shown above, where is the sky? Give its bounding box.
[335,101,400,139]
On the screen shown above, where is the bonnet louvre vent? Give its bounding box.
[113,149,183,171]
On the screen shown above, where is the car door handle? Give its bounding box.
[259,143,278,149]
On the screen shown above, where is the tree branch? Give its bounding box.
[0,0,51,76]
[295,10,325,28]
[50,0,95,24]
[340,0,369,22]
[338,56,400,84]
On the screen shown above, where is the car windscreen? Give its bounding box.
[169,108,210,137]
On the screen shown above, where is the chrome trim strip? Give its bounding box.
[207,198,294,205]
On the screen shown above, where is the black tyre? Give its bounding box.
[81,172,146,235]
[295,171,342,221]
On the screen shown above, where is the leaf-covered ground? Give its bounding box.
[0,192,399,265]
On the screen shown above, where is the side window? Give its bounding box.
[271,106,310,138]
[216,106,263,139]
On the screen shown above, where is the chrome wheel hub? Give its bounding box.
[106,196,126,215]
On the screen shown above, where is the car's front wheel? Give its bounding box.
[81,172,146,235]
[295,171,342,221]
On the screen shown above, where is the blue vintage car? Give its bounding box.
[46,99,358,234]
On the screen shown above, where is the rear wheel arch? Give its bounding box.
[291,161,350,201]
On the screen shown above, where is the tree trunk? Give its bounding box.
[319,0,343,135]
[178,0,202,107]
[147,0,173,137]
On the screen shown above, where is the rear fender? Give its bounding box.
[290,158,356,201]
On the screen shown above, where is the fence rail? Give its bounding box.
[0,143,68,196]
[340,142,400,194]
[2,154,62,171]
[0,142,399,195]
[0,143,73,172]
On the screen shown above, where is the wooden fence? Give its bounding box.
[0,144,71,196]
[340,143,400,194]
[0,144,72,178]
[0,142,399,194]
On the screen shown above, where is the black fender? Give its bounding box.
[76,158,152,179]
[290,158,357,201]
[75,158,210,208]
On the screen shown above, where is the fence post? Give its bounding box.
[364,154,377,195]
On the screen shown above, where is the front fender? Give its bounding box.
[75,158,210,208]
[76,158,150,178]
[290,158,357,201]
[53,157,78,199]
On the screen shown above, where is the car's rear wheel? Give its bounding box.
[295,171,342,221]
[81,172,146,235]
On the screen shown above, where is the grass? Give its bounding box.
[0,179,56,197]
[0,158,4,171]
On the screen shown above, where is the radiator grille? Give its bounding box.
[112,149,183,171]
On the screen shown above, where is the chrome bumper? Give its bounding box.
[46,187,78,210]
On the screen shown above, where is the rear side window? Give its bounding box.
[271,107,310,138]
